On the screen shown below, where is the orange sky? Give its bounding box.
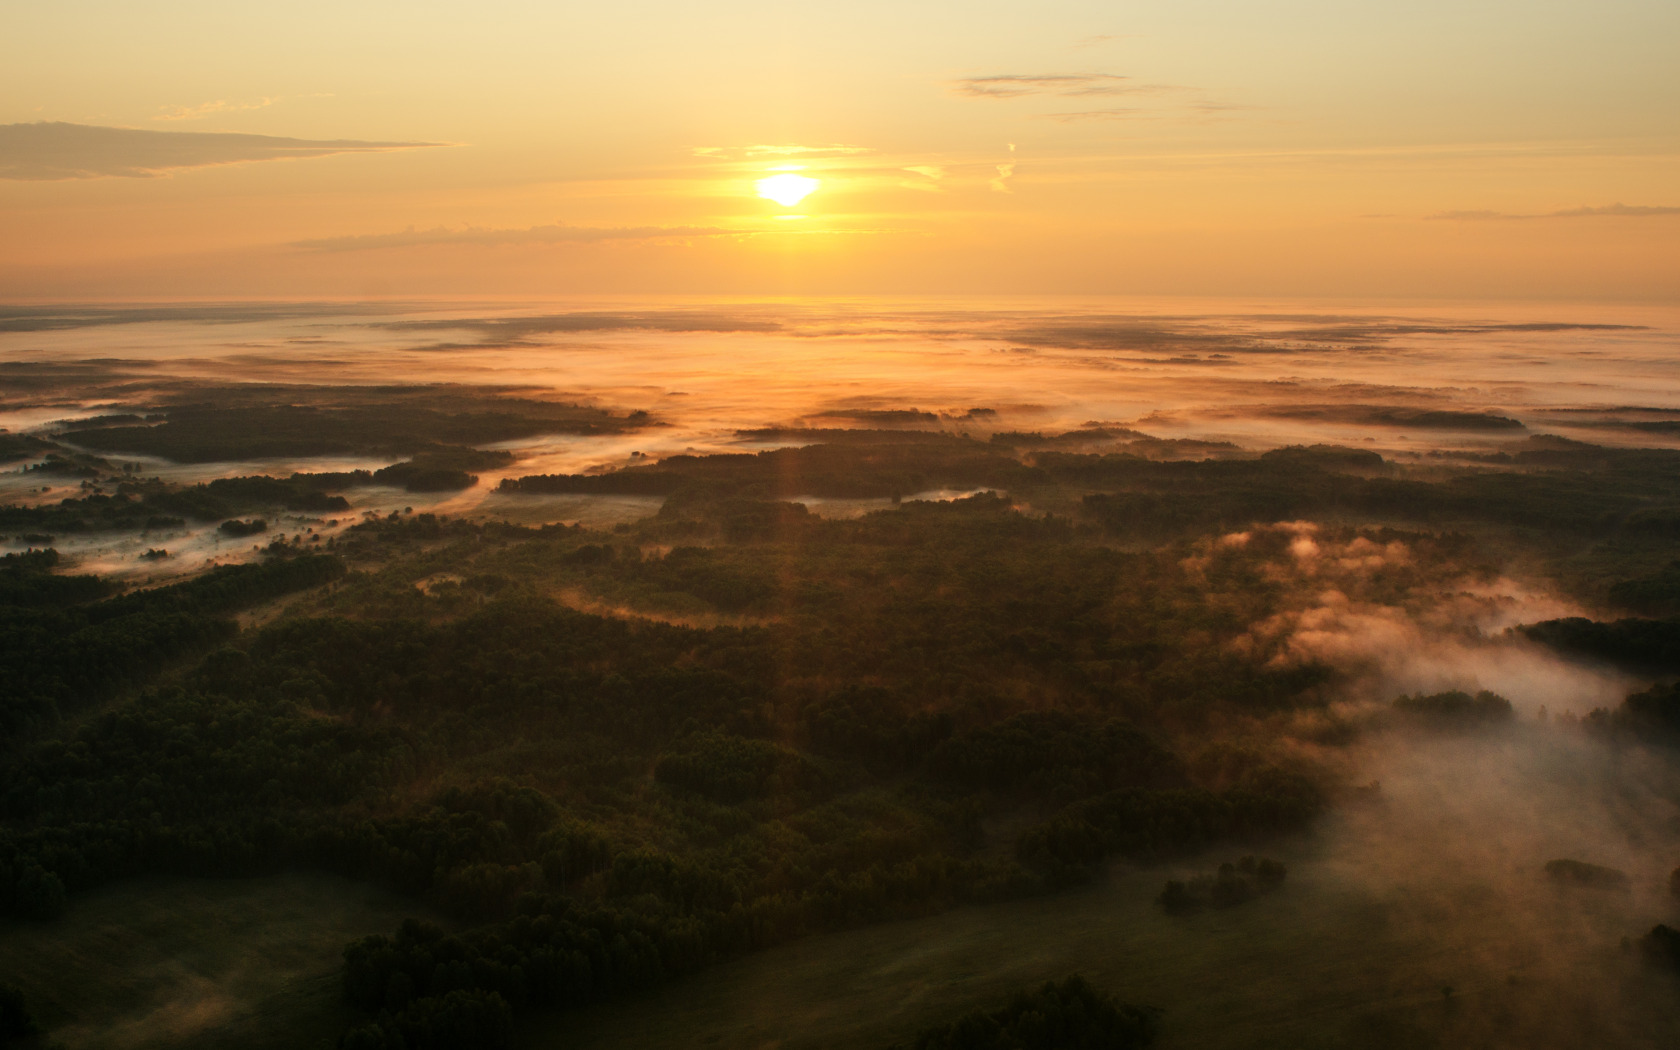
[2,1,1676,300]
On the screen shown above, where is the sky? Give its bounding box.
[1,0,1676,301]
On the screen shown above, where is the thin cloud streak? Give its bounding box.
[154,97,281,122]
[152,94,334,122]
[1041,108,1152,123]
[0,122,439,180]
[692,143,873,159]
[951,74,1153,98]
[1429,203,1680,221]
[291,223,737,252]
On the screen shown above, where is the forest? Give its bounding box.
[3,398,1680,1049]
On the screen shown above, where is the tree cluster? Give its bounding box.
[1543,859,1630,891]
[1522,616,1680,673]
[66,396,645,463]
[1157,856,1288,914]
[1016,770,1321,882]
[892,975,1157,1050]
[499,436,1038,501]
[0,552,344,742]
[1391,690,1514,725]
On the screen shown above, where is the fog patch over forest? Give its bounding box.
[1297,724,1680,1048]
[1213,522,1639,717]
[1120,514,1680,1043]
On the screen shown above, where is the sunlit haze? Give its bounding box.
[2,0,1676,300]
[756,173,819,207]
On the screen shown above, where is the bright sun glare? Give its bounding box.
[756,173,819,207]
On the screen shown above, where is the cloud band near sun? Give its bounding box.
[292,223,736,252]
[691,143,873,160]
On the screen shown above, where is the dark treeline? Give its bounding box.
[63,395,649,463]
[1521,617,1680,672]
[372,447,516,493]
[1584,681,1680,743]
[148,475,351,517]
[1608,560,1680,616]
[52,413,147,432]
[0,474,353,536]
[1261,406,1525,431]
[219,518,269,537]
[989,426,1151,448]
[0,981,40,1046]
[1543,859,1630,891]
[927,711,1186,802]
[736,427,978,444]
[1014,770,1320,882]
[1157,855,1288,914]
[1391,689,1515,725]
[889,975,1157,1050]
[0,431,56,464]
[0,549,112,608]
[499,435,1035,500]
[1073,447,1680,538]
[0,552,344,741]
[1642,925,1680,970]
[26,449,116,477]
[0,462,528,537]
[498,434,1680,541]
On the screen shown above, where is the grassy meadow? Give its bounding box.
[543,830,1678,1050]
[0,873,440,1050]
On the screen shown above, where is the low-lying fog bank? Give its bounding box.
[5,296,1679,467]
[4,295,1677,583]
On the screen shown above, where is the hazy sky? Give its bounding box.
[2,0,1676,300]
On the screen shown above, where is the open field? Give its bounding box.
[0,873,440,1050]
[5,802,1675,1050]
[539,728,1680,1050]
[545,824,1680,1050]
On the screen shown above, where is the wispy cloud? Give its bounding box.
[951,74,1151,99]
[990,143,1016,193]
[958,76,1244,124]
[1551,203,1680,217]
[692,143,873,159]
[1042,96,1254,123]
[1041,108,1151,123]
[292,223,735,252]
[154,97,280,122]
[1428,203,1680,221]
[152,93,334,122]
[0,122,438,180]
[1186,100,1260,115]
[898,166,946,192]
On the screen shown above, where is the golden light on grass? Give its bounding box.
[756,173,819,207]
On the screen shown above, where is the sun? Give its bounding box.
[756,172,819,207]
